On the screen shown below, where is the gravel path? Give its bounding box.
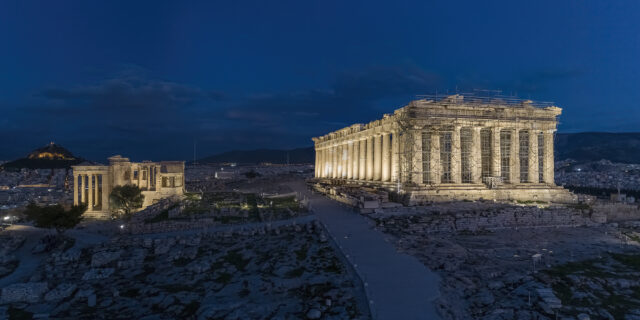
[293,182,441,320]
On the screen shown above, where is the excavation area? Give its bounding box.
[377,214,640,320]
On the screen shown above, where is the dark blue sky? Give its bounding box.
[1,1,639,162]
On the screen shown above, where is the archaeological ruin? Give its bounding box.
[72,155,185,218]
[312,94,576,204]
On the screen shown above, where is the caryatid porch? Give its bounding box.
[73,166,110,214]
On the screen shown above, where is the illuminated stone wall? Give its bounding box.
[72,155,185,218]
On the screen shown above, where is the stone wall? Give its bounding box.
[374,206,603,234]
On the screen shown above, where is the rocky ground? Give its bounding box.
[0,221,366,319]
[378,213,640,320]
[0,234,24,278]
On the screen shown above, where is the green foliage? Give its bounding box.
[110,184,145,219]
[23,202,85,235]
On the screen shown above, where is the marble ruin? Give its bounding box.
[72,155,185,218]
[312,95,575,204]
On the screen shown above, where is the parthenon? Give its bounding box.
[72,155,185,218]
[312,94,575,204]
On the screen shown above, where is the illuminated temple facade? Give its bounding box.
[312,95,575,204]
[72,155,185,218]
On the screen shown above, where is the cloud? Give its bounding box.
[3,64,443,160]
[223,65,440,124]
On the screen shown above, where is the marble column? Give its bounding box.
[451,126,461,184]
[101,173,110,211]
[429,132,441,184]
[510,129,520,184]
[366,136,374,180]
[73,174,79,205]
[347,142,354,179]
[352,140,359,180]
[321,149,327,177]
[88,174,93,210]
[342,143,348,178]
[491,127,501,178]
[332,145,338,178]
[528,130,539,183]
[359,139,366,180]
[373,134,382,181]
[411,130,423,184]
[543,130,555,185]
[94,175,99,207]
[470,127,482,184]
[381,132,391,182]
[80,174,86,204]
[315,149,319,178]
[391,131,399,182]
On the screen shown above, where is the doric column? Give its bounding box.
[315,149,320,178]
[359,139,366,180]
[321,148,327,177]
[94,175,99,207]
[80,174,86,204]
[101,173,110,212]
[373,134,382,181]
[366,136,374,180]
[528,130,539,183]
[429,132,441,184]
[88,174,93,210]
[352,140,359,180]
[510,129,520,184]
[412,130,423,184]
[347,141,354,179]
[470,127,482,183]
[543,130,555,185]
[332,145,338,178]
[391,131,399,182]
[342,143,348,178]
[73,174,79,205]
[381,132,391,182]
[337,145,343,179]
[491,127,501,178]
[451,126,461,184]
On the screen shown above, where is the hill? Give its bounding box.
[1,142,84,170]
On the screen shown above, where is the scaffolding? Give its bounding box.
[392,92,557,192]
[460,128,472,183]
[416,89,555,109]
[538,132,545,183]
[500,130,511,183]
[519,130,530,183]
[480,128,493,180]
[421,132,432,184]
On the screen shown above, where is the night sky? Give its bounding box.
[2,1,639,162]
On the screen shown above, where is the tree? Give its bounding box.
[110,184,145,219]
[23,203,86,236]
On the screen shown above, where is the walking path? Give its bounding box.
[292,182,441,320]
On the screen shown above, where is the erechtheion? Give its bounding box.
[312,94,575,204]
[72,155,185,218]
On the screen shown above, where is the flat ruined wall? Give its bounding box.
[372,205,605,234]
